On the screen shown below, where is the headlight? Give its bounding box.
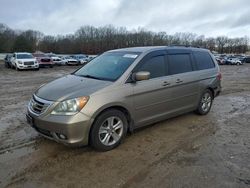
[18,61,23,64]
[51,97,89,115]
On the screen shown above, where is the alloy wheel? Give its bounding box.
[98,116,124,146]
[201,93,212,112]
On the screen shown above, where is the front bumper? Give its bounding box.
[67,61,78,65]
[39,63,54,66]
[18,64,39,69]
[26,109,93,147]
[54,61,63,65]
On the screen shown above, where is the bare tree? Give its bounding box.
[0,23,249,54]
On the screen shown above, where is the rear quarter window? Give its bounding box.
[194,51,215,70]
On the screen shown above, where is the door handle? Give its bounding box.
[176,79,183,83]
[162,81,171,86]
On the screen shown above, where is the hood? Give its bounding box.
[36,57,51,60]
[52,57,61,60]
[35,74,112,101]
[18,58,36,62]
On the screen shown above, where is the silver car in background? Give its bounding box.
[26,46,221,151]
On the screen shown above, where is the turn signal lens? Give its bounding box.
[77,96,89,111]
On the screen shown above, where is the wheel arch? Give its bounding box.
[88,104,134,144]
[206,87,215,99]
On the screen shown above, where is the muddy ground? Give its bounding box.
[0,62,249,188]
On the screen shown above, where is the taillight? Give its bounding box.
[217,72,222,80]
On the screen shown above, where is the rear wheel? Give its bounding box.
[196,89,213,115]
[90,109,128,151]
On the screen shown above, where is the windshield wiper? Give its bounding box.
[80,74,103,80]
[73,73,114,82]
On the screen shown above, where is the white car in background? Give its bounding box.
[62,56,79,65]
[72,54,89,65]
[11,52,39,71]
[227,58,243,65]
[46,53,63,66]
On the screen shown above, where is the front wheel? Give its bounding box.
[195,89,213,115]
[90,109,128,151]
[15,64,20,71]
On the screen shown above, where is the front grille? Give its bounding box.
[24,61,34,65]
[41,58,51,62]
[29,95,53,115]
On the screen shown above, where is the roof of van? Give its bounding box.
[109,46,209,53]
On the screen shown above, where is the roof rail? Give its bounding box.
[168,45,201,48]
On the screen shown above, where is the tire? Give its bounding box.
[50,65,53,68]
[195,89,213,115]
[15,64,20,71]
[90,109,128,151]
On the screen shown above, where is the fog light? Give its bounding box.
[57,133,67,140]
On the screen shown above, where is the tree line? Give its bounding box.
[0,23,249,54]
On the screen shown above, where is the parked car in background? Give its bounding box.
[226,57,243,65]
[33,53,53,68]
[4,54,12,68]
[11,52,39,71]
[87,55,97,62]
[61,56,78,65]
[72,54,88,65]
[243,56,250,63]
[216,58,226,65]
[26,46,221,151]
[46,53,63,66]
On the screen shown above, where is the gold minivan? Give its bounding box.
[26,46,221,151]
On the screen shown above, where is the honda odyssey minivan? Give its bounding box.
[26,46,221,151]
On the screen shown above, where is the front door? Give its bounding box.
[131,51,172,127]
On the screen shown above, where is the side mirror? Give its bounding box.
[133,71,150,81]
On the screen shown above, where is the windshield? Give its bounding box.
[47,54,56,57]
[78,55,87,58]
[16,54,33,59]
[33,53,47,57]
[74,52,140,81]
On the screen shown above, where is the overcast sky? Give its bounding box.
[0,0,250,37]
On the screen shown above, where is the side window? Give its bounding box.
[137,55,165,79]
[168,54,193,75]
[194,51,215,70]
